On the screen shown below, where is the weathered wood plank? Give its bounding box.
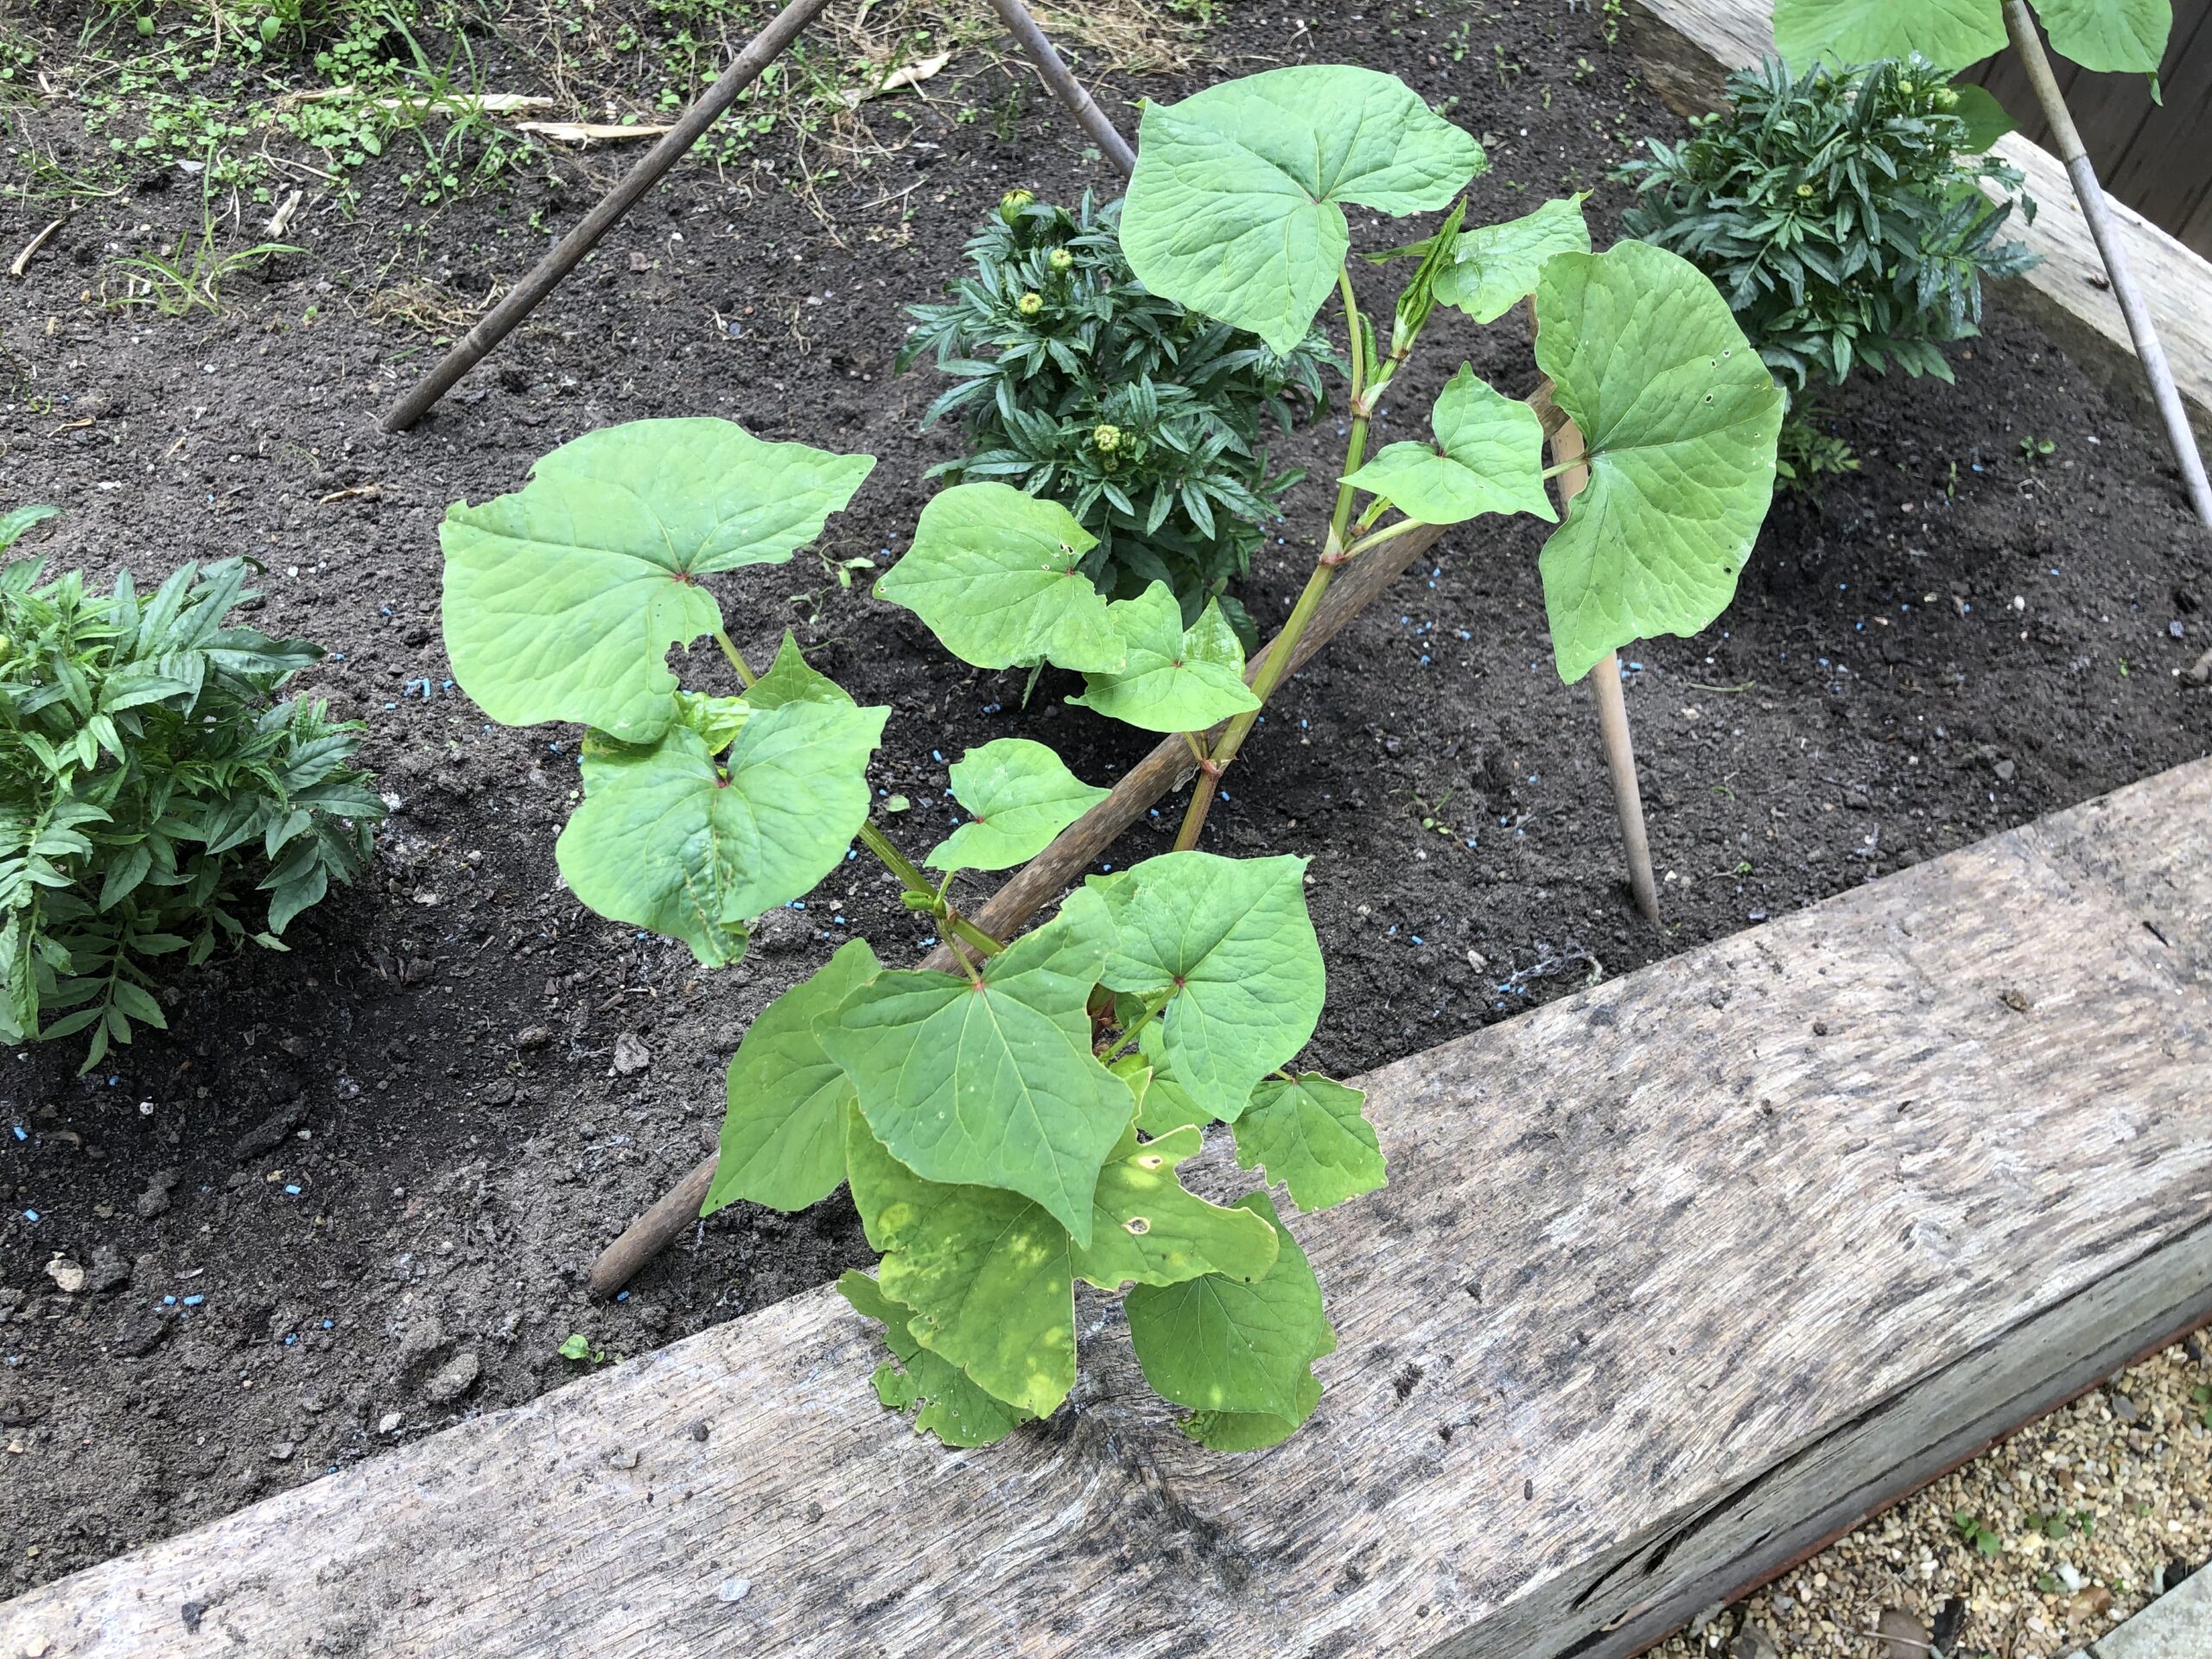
[4,753,2208,1658]
[1625,0,2212,445]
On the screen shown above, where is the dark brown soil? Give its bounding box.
[3,0,2209,1598]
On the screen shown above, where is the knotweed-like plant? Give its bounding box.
[440,423,1380,1450]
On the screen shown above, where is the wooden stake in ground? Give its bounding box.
[1999,0,2212,528]
[987,0,1137,176]
[378,0,833,433]
[1548,417,1662,925]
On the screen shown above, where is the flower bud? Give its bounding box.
[1933,86,1958,111]
[1016,291,1043,317]
[1796,182,1815,198]
[1092,423,1122,453]
[999,188,1034,226]
[1048,247,1074,272]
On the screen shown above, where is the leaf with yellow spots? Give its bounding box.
[1071,1124,1280,1292]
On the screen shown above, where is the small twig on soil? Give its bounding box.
[9,216,67,280]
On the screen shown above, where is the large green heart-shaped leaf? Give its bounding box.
[1770,0,2005,68]
[926,738,1109,874]
[1069,585,1261,734]
[1125,1192,1332,1422]
[704,938,883,1216]
[1232,1073,1386,1214]
[1071,1124,1280,1292]
[1122,67,1486,354]
[441,419,875,742]
[836,1270,1035,1448]
[1343,365,1556,527]
[555,637,887,966]
[2034,0,2169,73]
[820,890,1129,1243]
[1534,241,1783,683]
[1090,851,1323,1123]
[874,483,1122,673]
[845,1111,1077,1417]
[1433,194,1590,324]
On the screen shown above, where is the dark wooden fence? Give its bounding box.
[1966,0,2212,255]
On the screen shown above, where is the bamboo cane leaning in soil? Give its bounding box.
[583,388,1567,1298]
[1998,0,2212,529]
[378,0,833,434]
[988,0,1138,175]
[1548,416,1662,924]
[1524,297,1662,924]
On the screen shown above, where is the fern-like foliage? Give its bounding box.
[1622,55,2038,391]
[0,513,383,1071]
[899,191,1338,644]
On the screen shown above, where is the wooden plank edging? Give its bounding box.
[4,758,2209,1658]
[1625,0,2212,448]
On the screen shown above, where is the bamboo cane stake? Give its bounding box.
[1999,0,2212,526]
[1547,416,1661,924]
[378,0,833,433]
[988,0,1138,176]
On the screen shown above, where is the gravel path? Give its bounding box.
[1656,1338,2211,1658]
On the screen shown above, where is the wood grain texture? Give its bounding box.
[8,755,2209,1659]
[1625,0,2212,445]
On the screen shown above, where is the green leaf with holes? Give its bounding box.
[1433,194,1590,324]
[704,938,883,1216]
[1090,852,1323,1124]
[2034,0,2170,73]
[845,1111,1078,1417]
[554,637,887,967]
[836,1269,1034,1447]
[1770,0,2006,69]
[1126,1192,1332,1423]
[819,888,1129,1243]
[1069,584,1262,734]
[1071,1124,1280,1291]
[1533,241,1783,683]
[1232,1073,1386,1213]
[926,738,1110,874]
[441,418,875,741]
[1344,365,1556,526]
[1121,67,1486,354]
[874,482,1122,673]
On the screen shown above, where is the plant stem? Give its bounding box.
[1999,0,2211,526]
[1340,517,1431,561]
[856,818,1005,960]
[1174,266,1375,852]
[713,628,757,688]
[1181,729,1211,767]
[1103,995,1168,1063]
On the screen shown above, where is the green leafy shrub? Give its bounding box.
[1622,55,2037,391]
[0,510,383,1071]
[898,190,1334,639]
